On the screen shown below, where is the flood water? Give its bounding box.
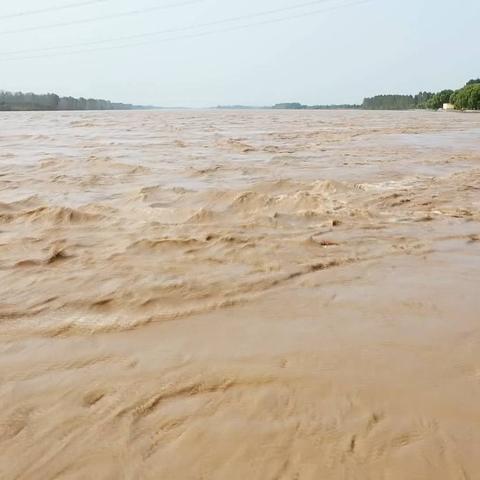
[1,109,480,479]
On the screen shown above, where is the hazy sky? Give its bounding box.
[1,0,479,107]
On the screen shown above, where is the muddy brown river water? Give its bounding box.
[1,110,480,479]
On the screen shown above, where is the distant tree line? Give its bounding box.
[0,90,149,111]
[362,79,480,110]
[273,102,308,110]
[269,79,480,111]
[272,102,360,110]
[362,94,421,110]
[309,104,361,110]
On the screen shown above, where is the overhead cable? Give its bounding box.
[4,0,352,52]
[0,0,204,35]
[0,0,111,20]
[2,0,370,62]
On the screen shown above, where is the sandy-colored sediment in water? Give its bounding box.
[1,110,480,479]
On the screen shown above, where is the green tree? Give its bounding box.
[414,91,434,108]
[425,89,454,109]
[451,84,480,110]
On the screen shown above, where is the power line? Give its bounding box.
[0,0,111,20]
[0,0,204,35]
[1,0,370,62]
[3,0,351,54]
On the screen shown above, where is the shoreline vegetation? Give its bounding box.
[361,78,480,111]
[1,79,478,112]
[0,91,155,111]
[219,79,480,111]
